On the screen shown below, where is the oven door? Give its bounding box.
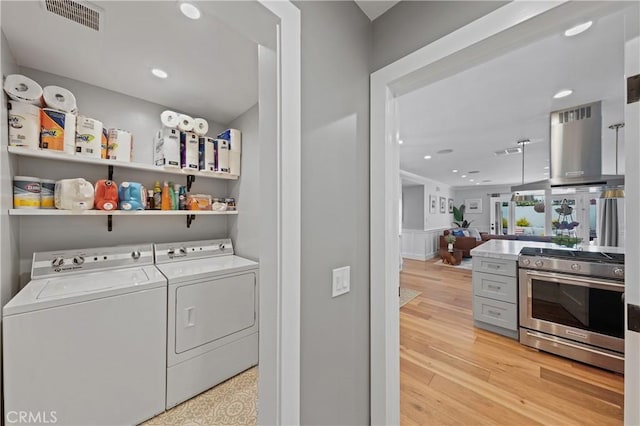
[519,268,624,353]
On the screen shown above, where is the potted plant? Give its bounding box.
[445,234,456,251]
[452,204,473,228]
[516,217,531,227]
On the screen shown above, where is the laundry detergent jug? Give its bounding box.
[119,182,146,210]
[94,180,118,211]
[54,178,95,210]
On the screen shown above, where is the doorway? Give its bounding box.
[371,2,639,424]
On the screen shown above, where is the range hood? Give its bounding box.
[511,101,624,193]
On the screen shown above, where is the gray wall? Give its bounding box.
[453,184,511,232]
[372,1,508,71]
[228,104,259,261]
[402,186,424,229]
[12,69,231,283]
[295,1,371,424]
[1,28,21,420]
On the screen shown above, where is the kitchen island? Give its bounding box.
[469,239,624,339]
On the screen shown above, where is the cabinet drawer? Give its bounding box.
[472,256,516,277]
[473,271,517,303]
[473,296,517,331]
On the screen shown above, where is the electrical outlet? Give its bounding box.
[332,266,350,298]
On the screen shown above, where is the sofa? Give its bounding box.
[439,229,483,258]
[439,229,553,258]
[481,234,552,243]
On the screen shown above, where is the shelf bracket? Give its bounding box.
[187,214,195,228]
[108,165,114,181]
[186,175,195,192]
[107,214,113,232]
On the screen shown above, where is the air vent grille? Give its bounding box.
[558,106,591,124]
[494,147,522,156]
[44,0,100,31]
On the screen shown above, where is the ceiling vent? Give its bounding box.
[494,147,522,156]
[42,0,102,31]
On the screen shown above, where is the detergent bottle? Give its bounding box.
[161,181,171,210]
[153,181,162,210]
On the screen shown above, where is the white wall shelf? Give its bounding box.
[7,146,239,181]
[9,209,238,216]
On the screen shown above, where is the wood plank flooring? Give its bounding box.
[400,258,624,426]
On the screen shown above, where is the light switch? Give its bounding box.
[332,266,350,298]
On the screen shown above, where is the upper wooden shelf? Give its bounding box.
[7,146,238,180]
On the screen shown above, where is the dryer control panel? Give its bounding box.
[154,239,234,264]
[31,244,155,279]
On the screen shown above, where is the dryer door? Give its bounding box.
[175,272,256,354]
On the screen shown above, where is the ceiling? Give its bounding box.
[1,1,259,124]
[354,0,399,21]
[397,10,629,189]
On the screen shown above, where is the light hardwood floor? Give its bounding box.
[400,258,624,426]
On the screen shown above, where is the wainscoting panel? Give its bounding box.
[401,228,447,261]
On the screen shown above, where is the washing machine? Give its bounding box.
[154,238,259,409]
[3,243,167,426]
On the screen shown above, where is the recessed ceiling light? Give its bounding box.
[553,89,573,99]
[461,175,467,178]
[544,166,549,170]
[469,179,474,182]
[423,155,431,160]
[544,172,549,175]
[180,2,201,19]
[436,149,454,154]
[151,68,168,79]
[564,21,593,37]
[452,169,458,173]
[398,139,404,145]
[476,183,480,185]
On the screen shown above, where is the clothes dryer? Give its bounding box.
[154,239,259,408]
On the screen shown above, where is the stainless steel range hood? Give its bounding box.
[511,101,624,193]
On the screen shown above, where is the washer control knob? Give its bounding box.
[534,260,543,267]
[571,263,581,271]
[613,268,624,277]
[522,258,531,266]
[131,251,141,260]
[72,256,85,265]
[51,257,65,267]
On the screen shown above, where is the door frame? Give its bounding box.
[256,2,301,425]
[370,1,637,424]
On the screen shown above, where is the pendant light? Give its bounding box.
[600,123,625,199]
[511,139,536,202]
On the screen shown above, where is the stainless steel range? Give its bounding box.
[518,247,624,373]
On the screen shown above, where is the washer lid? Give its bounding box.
[3,266,167,316]
[156,255,258,283]
[37,268,150,299]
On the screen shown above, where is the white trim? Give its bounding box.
[258,2,301,425]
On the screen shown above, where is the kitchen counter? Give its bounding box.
[470,239,624,261]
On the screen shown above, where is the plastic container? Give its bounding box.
[13,176,41,209]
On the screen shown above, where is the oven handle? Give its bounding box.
[523,270,625,292]
[525,331,624,361]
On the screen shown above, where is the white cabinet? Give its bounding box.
[472,256,519,339]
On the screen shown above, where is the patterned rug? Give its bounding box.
[433,258,473,270]
[400,288,421,307]
[142,367,257,426]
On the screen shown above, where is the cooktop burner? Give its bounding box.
[519,247,624,265]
